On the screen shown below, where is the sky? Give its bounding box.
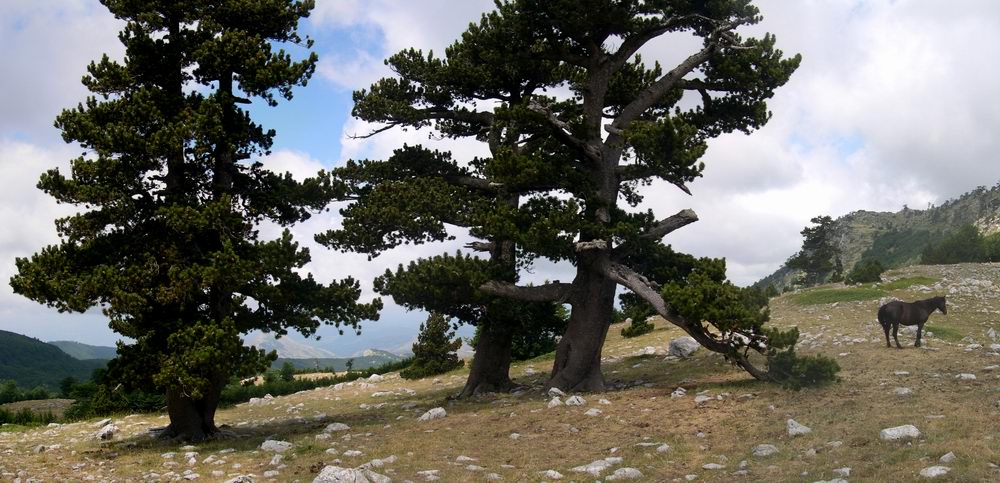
[1,0,999,355]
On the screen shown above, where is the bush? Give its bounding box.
[620,317,655,338]
[401,313,463,380]
[845,259,885,284]
[0,380,53,405]
[922,225,985,264]
[279,362,295,382]
[764,327,840,389]
[0,407,56,426]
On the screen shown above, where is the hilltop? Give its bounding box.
[47,341,117,361]
[758,183,1000,290]
[0,331,105,389]
[3,263,1000,481]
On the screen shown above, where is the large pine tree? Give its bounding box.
[9,0,379,440]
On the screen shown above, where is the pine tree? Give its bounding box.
[400,313,463,380]
[788,216,838,285]
[9,0,380,441]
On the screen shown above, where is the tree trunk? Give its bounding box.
[163,377,225,442]
[459,321,514,397]
[547,263,616,392]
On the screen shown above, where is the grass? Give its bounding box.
[789,286,886,305]
[880,276,939,291]
[3,263,1000,481]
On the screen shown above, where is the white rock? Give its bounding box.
[939,452,956,463]
[598,398,612,405]
[918,466,951,478]
[324,422,351,432]
[752,444,779,457]
[259,440,293,453]
[894,387,914,396]
[547,387,566,398]
[670,387,687,398]
[694,395,713,404]
[565,395,586,406]
[538,469,563,479]
[656,444,670,453]
[312,465,391,483]
[606,467,644,480]
[880,424,921,441]
[787,419,812,437]
[571,457,622,477]
[343,450,363,457]
[703,463,725,470]
[547,397,564,409]
[418,407,447,421]
[92,418,113,428]
[509,433,520,440]
[585,408,603,417]
[669,336,701,358]
[485,473,502,481]
[456,455,477,462]
[956,373,977,380]
[368,374,384,382]
[833,467,851,477]
[94,424,117,441]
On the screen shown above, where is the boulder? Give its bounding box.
[259,440,293,453]
[324,423,351,432]
[94,424,117,441]
[565,395,586,406]
[312,465,390,483]
[918,466,950,478]
[879,424,921,441]
[786,419,812,437]
[606,468,643,480]
[418,407,447,421]
[752,444,779,457]
[668,337,700,358]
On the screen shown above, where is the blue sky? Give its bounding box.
[2,0,1000,355]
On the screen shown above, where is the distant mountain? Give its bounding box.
[0,330,106,389]
[272,349,406,372]
[245,333,338,359]
[49,340,117,360]
[757,183,1000,291]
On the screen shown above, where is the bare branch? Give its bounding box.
[640,209,698,241]
[574,240,608,252]
[479,280,573,302]
[348,123,398,140]
[444,175,501,193]
[464,241,495,252]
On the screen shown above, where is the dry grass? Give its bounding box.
[2,263,1000,481]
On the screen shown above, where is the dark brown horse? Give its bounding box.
[877,296,947,348]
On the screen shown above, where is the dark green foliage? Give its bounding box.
[921,224,996,264]
[345,359,355,373]
[0,330,106,390]
[620,317,655,338]
[846,259,885,285]
[400,314,463,380]
[763,327,840,390]
[0,408,57,426]
[471,304,569,361]
[8,0,379,437]
[0,380,54,405]
[787,216,838,286]
[861,229,947,268]
[279,362,295,382]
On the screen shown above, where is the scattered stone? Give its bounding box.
[94,424,118,441]
[670,387,687,398]
[485,473,503,481]
[259,440,293,453]
[956,373,977,380]
[656,444,670,453]
[547,387,566,398]
[894,387,914,396]
[92,418,113,428]
[787,419,812,437]
[571,457,623,477]
[456,455,477,462]
[918,466,951,478]
[894,371,910,376]
[694,395,713,404]
[880,424,921,441]
[565,395,586,406]
[606,468,644,480]
[368,374,385,382]
[599,399,612,405]
[833,467,851,477]
[669,336,701,358]
[585,408,603,417]
[752,444,779,457]
[313,465,390,483]
[703,463,725,470]
[547,397,564,409]
[418,407,447,421]
[538,469,564,480]
[343,450,363,457]
[939,452,956,463]
[325,422,350,432]
[509,433,520,440]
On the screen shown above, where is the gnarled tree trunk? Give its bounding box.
[459,321,514,397]
[163,377,225,442]
[547,263,616,392]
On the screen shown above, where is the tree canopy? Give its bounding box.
[9,0,379,441]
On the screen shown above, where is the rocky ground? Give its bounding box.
[3,263,1000,482]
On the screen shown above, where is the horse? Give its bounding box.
[877,296,947,349]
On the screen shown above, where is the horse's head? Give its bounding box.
[937,296,947,315]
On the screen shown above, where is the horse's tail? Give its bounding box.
[877,303,890,328]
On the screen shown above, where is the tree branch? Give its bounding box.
[640,209,698,241]
[478,280,573,302]
[527,100,602,163]
[598,260,771,381]
[464,241,495,252]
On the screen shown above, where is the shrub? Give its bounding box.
[845,259,885,284]
[400,313,463,380]
[620,317,655,338]
[279,362,295,382]
[764,327,840,389]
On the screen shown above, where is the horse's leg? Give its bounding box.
[915,322,923,348]
[893,323,902,349]
[882,323,891,348]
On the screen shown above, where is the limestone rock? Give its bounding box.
[752,444,779,457]
[787,419,812,437]
[918,466,951,478]
[879,424,921,441]
[418,407,447,421]
[668,337,700,358]
[312,465,391,483]
[259,440,293,453]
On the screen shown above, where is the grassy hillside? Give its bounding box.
[48,340,117,360]
[4,263,1000,481]
[272,351,404,372]
[0,331,105,389]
